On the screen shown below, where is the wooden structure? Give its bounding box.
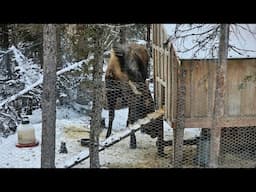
[152,24,256,167]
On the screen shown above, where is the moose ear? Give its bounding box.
[112,42,124,57]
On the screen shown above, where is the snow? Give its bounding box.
[0,78,42,109]
[0,107,88,168]
[0,54,94,109]
[102,108,128,131]
[56,54,94,76]
[129,39,147,45]
[10,46,43,87]
[0,104,200,168]
[0,38,203,168]
[164,24,256,59]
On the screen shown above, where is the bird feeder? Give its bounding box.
[16,117,39,148]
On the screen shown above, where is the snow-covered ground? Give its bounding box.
[0,33,203,168]
[0,105,200,168]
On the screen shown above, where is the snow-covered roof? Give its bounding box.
[164,24,256,59]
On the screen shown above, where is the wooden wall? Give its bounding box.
[152,24,256,129]
[181,58,256,127]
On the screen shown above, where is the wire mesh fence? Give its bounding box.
[1,23,256,168]
[1,71,256,168]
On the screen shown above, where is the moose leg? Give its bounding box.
[156,116,165,157]
[106,108,114,138]
[106,91,117,138]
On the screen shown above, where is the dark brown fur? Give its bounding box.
[105,43,157,138]
[105,43,149,82]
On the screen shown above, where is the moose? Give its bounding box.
[105,43,160,139]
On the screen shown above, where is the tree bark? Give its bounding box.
[1,24,11,79]
[209,24,229,168]
[39,25,44,69]
[56,25,62,70]
[89,27,104,168]
[41,24,57,168]
[120,27,126,44]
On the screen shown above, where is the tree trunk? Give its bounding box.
[41,24,57,168]
[89,27,104,168]
[56,25,62,70]
[209,24,229,168]
[39,25,44,69]
[120,27,126,44]
[1,24,11,79]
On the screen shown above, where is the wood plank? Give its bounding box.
[207,61,216,117]
[184,118,212,128]
[172,48,178,121]
[167,53,172,122]
[219,116,256,127]
[240,60,256,115]
[156,76,166,87]
[183,62,191,118]
[189,60,209,117]
[170,47,174,122]
[183,116,256,128]
[226,60,243,116]
[152,45,169,55]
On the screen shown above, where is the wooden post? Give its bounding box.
[156,115,165,156]
[173,67,186,168]
[146,24,151,75]
[130,129,137,149]
[209,24,229,168]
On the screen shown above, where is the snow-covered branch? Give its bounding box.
[0,54,94,109]
[57,54,93,75]
[96,24,135,28]
[0,49,13,59]
[10,46,43,86]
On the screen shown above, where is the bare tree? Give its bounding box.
[41,24,57,168]
[171,24,256,58]
[209,24,230,168]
